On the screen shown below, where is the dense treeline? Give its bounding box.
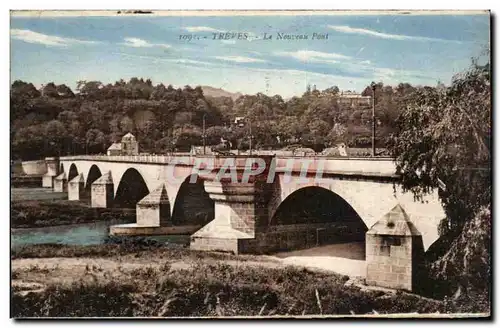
[11,78,418,160]
[389,57,491,304]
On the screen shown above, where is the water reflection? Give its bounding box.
[11,220,189,249]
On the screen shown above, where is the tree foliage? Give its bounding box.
[388,58,491,234]
[11,77,421,160]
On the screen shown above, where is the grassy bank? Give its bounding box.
[11,176,43,188]
[11,200,136,229]
[11,243,259,262]
[11,244,489,317]
[12,259,453,317]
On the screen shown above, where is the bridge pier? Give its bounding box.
[53,172,67,193]
[91,171,114,208]
[190,176,272,254]
[42,157,59,188]
[68,174,85,201]
[110,183,202,236]
[366,204,424,292]
[135,184,171,227]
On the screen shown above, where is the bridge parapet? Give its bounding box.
[60,154,192,164]
[274,157,398,177]
[59,155,399,178]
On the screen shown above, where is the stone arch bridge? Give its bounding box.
[47,154,445,255]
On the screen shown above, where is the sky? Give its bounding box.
[10,11,490,98]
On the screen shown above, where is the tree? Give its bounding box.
[172,124,202,151]
[388,58,491,235]
[12,125,45,160]
[43,120,67,156]
[323,86,340,95]
[41,83,59,98]
[77,80,103,98]
[277,116,303,144]
[120,116,135,133]
[205,126,232,145]
[85,128,106,154]
[56,84,75,98]
[11,80,40,98]
[327,123,348,145]
[11,80,41,120]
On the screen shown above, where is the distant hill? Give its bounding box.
[202,86,243,101]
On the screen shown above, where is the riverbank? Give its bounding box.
[12,245,454,317]
[11,244,488,317]
[11,176,43,188]
[11,199,136,229]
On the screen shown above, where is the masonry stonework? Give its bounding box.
[136,184,171,227]
[42,157,60,188]
[365,204,424,291]
[68,174,85,201]
[91,172,114,208]
[239,222,366,254]
[53,172,67,192]
[190,158,276,254]
[57,155,444,259]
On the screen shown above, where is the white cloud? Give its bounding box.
[274,50,351,64]
[273,49,438,83]
[108,51,443,98]
[122,37,170,49]
[10,29,98,47]
[214,56,267,63]
[328,25,461,43]
[339,61,439,83]
[175,58,215,65]
[112,52,215,67]
[184,26,221,33]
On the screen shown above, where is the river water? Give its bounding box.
[11,188,190,249]
[11,220,191,249]
[11,188,366,278]
[11,221,118,248]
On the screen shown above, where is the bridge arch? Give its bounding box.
[171,174,214,226]
[85,164,102,198]
[270,186,368,243]
[68,164,79,182]
[114,168,150,208]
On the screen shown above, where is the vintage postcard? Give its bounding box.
[10,10,491,319]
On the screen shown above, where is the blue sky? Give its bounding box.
[10,12,490,98]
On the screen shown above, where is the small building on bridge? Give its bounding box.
[107,133,139,156]
[190,146,215,156]
[107,143,122,156]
